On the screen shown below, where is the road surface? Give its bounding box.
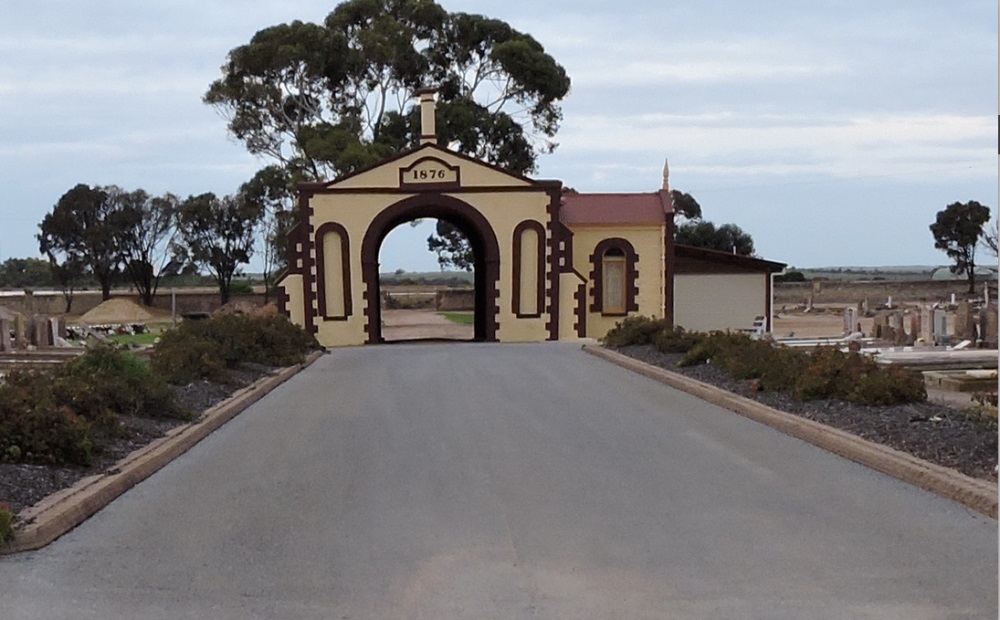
[1,343,995,619]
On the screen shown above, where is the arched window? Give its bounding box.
[590,238,638,316]
[512,220,545,317]
[315,222,352,320]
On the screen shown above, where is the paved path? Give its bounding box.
[1,343,995,619]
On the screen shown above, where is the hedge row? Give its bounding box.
[0,314,319,466]
[602,316,927,406]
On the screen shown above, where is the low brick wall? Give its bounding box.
[435,289,475,311]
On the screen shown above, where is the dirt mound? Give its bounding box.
[77,298,155,325]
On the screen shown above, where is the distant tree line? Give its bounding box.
[30,168,296,311]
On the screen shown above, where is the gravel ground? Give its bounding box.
[0,364,274,516]
[615,344,998,482]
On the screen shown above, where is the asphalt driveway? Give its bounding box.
[1,343,995,619]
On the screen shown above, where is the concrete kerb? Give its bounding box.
[0,350,326,555]
[583,345,998,519]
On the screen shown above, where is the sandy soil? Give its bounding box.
[381,309,473,341]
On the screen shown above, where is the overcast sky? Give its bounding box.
[1,1,996,273]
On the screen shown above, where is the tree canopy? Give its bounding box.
[0,257,53,289]
[204,0,570,271]
[204,0,570,181]
[929,200,991,293]
[676,220,755,256]
[38,184,122,300]
[107,187,180,305]
[174,192,266,304]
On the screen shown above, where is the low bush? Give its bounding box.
[674,331,925,406]
[602,316,672,347]
[652,326,703,353]
[58,344,183,423]
[0,369,95,466]
[152,329,231,385]
[0,345,187,466]
[152,314,319,384]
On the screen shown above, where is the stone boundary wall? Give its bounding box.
[775,280,996,306]
[0,290,267,317]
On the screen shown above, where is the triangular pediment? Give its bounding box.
[314,144,539,192]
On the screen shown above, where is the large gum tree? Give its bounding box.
[204,0,570,269]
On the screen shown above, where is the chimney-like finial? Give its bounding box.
[661,158,670,191]
[416,87,437,145]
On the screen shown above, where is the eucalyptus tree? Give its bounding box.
[929,200,991,293]
[174,192,265,304]
[107,187,181,306]
[204,0,571,269]
[38,184,122,300]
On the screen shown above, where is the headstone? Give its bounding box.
[29,316,46,346]
[861,297,869,315]
[954,301,973,340]
[0,318,10,351]
[919,305,933,343]
[986,304,999,348]
[13,314,27,348]
[908,312,920,340]
[49,317,60,347]
[933,308,949,346]
[843,306,858,335]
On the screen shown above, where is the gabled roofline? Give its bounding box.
[298,143,560,192]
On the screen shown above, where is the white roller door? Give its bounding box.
[675,273,766,333]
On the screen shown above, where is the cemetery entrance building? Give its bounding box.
[277,90,783,346]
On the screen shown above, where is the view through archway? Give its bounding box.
[378,218,475,343]
[361,194,501,344]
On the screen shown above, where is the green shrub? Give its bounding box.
[151,313,319,384]
[677,331,747,367]
[673,331,926,406]
[0,502,13,543]
[151,329,231,385]
[602,316,671,347]
[793,348,926,406]
[847,365,926,406]
[756,346,807,392]
[59,344,183,421]
[652,327,703,353]
[0,369,94,466]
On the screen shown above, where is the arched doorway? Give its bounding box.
[361,194,500,344]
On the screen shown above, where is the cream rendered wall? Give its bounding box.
[558,271,586,339]
[456,192,550,342]
[674,273,766,333]
[281,273,305,329]
[333,148,534,190]
[569,225,665,340]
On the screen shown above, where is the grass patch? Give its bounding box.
[106,331,161,347]
[439,312,474,326]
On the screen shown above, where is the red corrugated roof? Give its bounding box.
[560,192,670,226]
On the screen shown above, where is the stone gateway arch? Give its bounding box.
[277,91,783,346]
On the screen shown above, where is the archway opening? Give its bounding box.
[361,195,499,344]
[378,218,476,342]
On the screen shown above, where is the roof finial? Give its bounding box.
[661,158,670,191]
